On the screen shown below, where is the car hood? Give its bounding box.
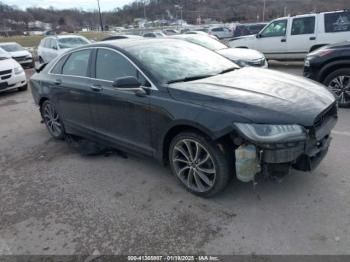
[217,48,264,61]
[0,58,20,71]
[230,35,256,41]
[167,68,335,126]
[325,41,350,50]
[10,50,31,58]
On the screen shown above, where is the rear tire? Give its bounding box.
[41,100,65,139]
[169,132,233,198]
[323,68,350,108]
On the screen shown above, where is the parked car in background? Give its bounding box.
[37,35,90,63]
[230,10,350,60]
[170,34,268,68]
[0,48,27,93]
[0,42,34,68]
[184,31,218,40]
[304,41,350,107]
[30,39,337,197]
[143,32,166,38]
[233,23,268,37]
[163,29,180,35]
[208,26,232,39]
[102,35,143,41]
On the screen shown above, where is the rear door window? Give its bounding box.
[62,49,91,77]
[325,11,350,33]
[291,16,315,35]
[45,39,52,48]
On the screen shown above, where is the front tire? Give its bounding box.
[169,132,232,197]
[323,68,350,108]
[41,100,65,139]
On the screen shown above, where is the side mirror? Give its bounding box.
[35,63,48,73]
[256,34,261,38]
[52,46,58,50]
[112,76,141,90]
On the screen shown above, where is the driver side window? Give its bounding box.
[95,49,148,86]
[261,20,287,37]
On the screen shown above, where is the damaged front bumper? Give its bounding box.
[233,112,337,182]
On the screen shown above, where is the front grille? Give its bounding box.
[13,56,27,62]
[314,103,338,129]
[1,75,11,80]
[0,69,12,76]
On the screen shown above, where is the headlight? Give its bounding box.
[234,59,247,67]
[234,123,307,143]
[14,66,24,75]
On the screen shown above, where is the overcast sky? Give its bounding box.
[3,0,133,11]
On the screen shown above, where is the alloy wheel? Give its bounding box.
[42,102,63,137]
[328,75,350,105]
[172,139,216,193]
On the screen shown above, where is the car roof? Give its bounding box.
[0,42,19,46]
[92,38,188,51]
[168,34,209,40]
[46,34,85,39]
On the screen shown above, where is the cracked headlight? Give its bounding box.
[234,123,307,143]
[14,66,24,75]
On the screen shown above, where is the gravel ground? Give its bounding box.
[0,65,349,255]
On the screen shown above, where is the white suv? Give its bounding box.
[229,10,350,60]
[0,48,27,93]
[37,35,90,63]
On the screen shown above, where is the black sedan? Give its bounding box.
[30,39,337,197]
[304,41,350,107]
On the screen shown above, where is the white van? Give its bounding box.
[229,10,350,60]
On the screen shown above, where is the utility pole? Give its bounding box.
[175,5,183,27]
[97,0,103,31]
[262,0,266,22]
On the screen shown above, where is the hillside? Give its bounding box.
[0,0,349,33]
[116,0,349,24]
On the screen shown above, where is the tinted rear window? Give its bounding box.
[325,11,350,33]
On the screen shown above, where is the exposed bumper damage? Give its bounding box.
[233,104,338,182]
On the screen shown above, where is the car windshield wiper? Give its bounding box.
[167,74,216,84]
[219,67,238,74]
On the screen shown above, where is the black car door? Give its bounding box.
[89,48,153,155]
[52,49,95,132]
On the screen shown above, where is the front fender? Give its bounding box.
[319,59,350,82]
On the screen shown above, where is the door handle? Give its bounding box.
[53,79,62,86]
[90,84,102,92]
[309,36,316,40]
[281,38,287,42]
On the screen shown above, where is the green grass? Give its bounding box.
[0,32,110,48]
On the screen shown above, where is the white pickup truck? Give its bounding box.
[229,10,350,60]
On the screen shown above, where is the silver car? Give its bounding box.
[37,35,90,63]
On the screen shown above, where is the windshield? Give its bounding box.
[0,43,24,52]
[58,37,90,49]
[0,48,9,60]
[184,36,227,51]
[127,41,235,83]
